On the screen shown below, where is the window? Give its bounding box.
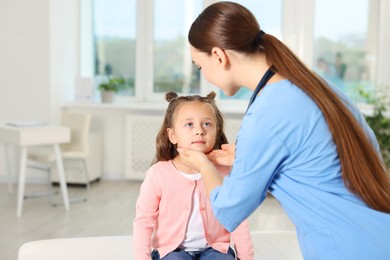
[82,0,387,107]
[153,0,203,94]
[93,0,137,96]
[313,0,376,102]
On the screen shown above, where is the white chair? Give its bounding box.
[55,112,92,190]
[26,112,92,203]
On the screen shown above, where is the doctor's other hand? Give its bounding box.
[207,144,236,167]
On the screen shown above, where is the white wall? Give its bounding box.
[0,0,78,122]
[0,0,51,121]
[0,0,79,182]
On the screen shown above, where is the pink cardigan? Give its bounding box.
[133,160,254,259]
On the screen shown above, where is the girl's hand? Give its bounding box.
[207,144,236,167]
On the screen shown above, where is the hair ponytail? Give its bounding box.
[263,34,390,212]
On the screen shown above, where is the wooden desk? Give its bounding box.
[0,122,71,217]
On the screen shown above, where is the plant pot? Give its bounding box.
[101,91,116,103]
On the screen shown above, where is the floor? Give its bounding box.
[0,180,296,260]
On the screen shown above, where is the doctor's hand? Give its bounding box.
[207,144,236,167]
[177,147,213,173]
[177,147,223,196]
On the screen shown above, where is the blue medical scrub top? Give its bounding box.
[210,79,390,259]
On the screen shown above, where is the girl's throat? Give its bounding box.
[172,156,199,174]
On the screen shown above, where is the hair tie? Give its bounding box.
[255,30,265,45]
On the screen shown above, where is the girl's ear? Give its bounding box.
[211,47,229,68]
[167,128,177,144]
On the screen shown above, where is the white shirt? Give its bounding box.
[178,171,209,251]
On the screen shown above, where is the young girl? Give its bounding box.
[133,92,254,260]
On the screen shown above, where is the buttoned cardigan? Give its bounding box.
[133,160,254,259]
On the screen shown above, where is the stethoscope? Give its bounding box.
[232,66,275,156]
[245,66,275,113]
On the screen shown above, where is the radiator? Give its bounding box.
[124,114,242,180]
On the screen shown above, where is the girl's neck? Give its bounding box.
[172,156,198,174]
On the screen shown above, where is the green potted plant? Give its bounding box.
[358,86,390,170]
[98,76,126,103]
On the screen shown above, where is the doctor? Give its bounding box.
[178,1,390,259]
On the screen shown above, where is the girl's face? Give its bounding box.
[167,102,217,154]
[190,46,240,96]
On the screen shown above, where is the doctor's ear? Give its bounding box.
[211,47,229,67]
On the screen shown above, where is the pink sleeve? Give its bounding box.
[231,219,254,260]
[133,168,161,260]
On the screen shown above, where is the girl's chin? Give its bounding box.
[178,146,210,154]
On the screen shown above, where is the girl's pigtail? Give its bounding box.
[166,92,178,102]
[206,91,216,101]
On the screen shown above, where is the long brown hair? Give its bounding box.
[154,91,228,164]
[189,1,390,212]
